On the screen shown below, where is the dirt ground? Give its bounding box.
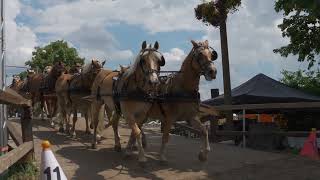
[10,118,320,180]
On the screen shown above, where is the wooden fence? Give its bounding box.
[0,89,34,175]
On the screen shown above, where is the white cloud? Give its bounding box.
[163,48,186,62]
[25,0,204,35]
[6,0,38,66]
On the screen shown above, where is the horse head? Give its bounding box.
[134,41,165,86]
[11,75,21,86]
[190,40,217,81]
[82,59,105,76]
[69,63,82,74]
[51,61,66,78]
[44,66,53,74]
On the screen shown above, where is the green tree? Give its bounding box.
[25,40,84,72]
[281,70,320,96]
[18,71,28,80]
[274,0,320,69]
[194,0,241,123]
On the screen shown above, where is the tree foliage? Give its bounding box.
[25,40,84,72]
[194,0,241,27]
[18,71,28,80]
[281,70,320,96]
[274,0,320,69]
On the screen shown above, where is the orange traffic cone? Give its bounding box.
[40,140,68,180]
[300,128,319,160]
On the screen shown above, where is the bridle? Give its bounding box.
[138,48,164,76]
[191,45,217,75]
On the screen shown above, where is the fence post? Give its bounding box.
[20,106,34,162]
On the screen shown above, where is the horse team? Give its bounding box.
[10,40,217,165]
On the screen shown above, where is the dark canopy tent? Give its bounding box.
[203,73,320,107]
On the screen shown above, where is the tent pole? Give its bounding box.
[242,109,246,148]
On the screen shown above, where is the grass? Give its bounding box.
[5,162,39,180]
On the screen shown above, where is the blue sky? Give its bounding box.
[5,0,308,100]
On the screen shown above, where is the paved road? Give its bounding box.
[11,118,320,180]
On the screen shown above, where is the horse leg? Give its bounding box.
[91,101,104,149]
[41,95,45,121]
[125,117,146,164]
[84,111,91,135]
[127,126,145,150]
[159,117,174,164]
[125,131,137,156]
[65,111,72,135]
[47,100,55,128]
[111,112,121,152]
[189,116,211,162]
[58,108,66,133]
[71,110,77,137]
[141,125,147,149]
[51,100,58,127]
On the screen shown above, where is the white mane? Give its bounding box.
[124,54,140,78]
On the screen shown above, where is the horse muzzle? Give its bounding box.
[148,72,160,85]
[204,66,217,81]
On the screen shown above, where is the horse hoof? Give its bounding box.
[114,145,122,152]
[198,152,208,162]
[50,123,55,128]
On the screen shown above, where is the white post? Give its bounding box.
[0,0,7,156]
[242,109,246,148]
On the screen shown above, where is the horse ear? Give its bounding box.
[154,41,159,50]
[191,40,198,47]
[102,60,106,66]
[204,40,209,47]
[92,59,94,64]
[142,41,147,50]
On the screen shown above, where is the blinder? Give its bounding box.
[209,47,218,61]
[159,56,166,66]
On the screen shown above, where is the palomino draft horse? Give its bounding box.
[55,60,105,135]
[23,62,66,123]
[90,41,165,156]
[8,75,28,117]
[125,40,217,164]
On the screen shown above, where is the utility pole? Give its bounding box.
[0,0,7,157]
